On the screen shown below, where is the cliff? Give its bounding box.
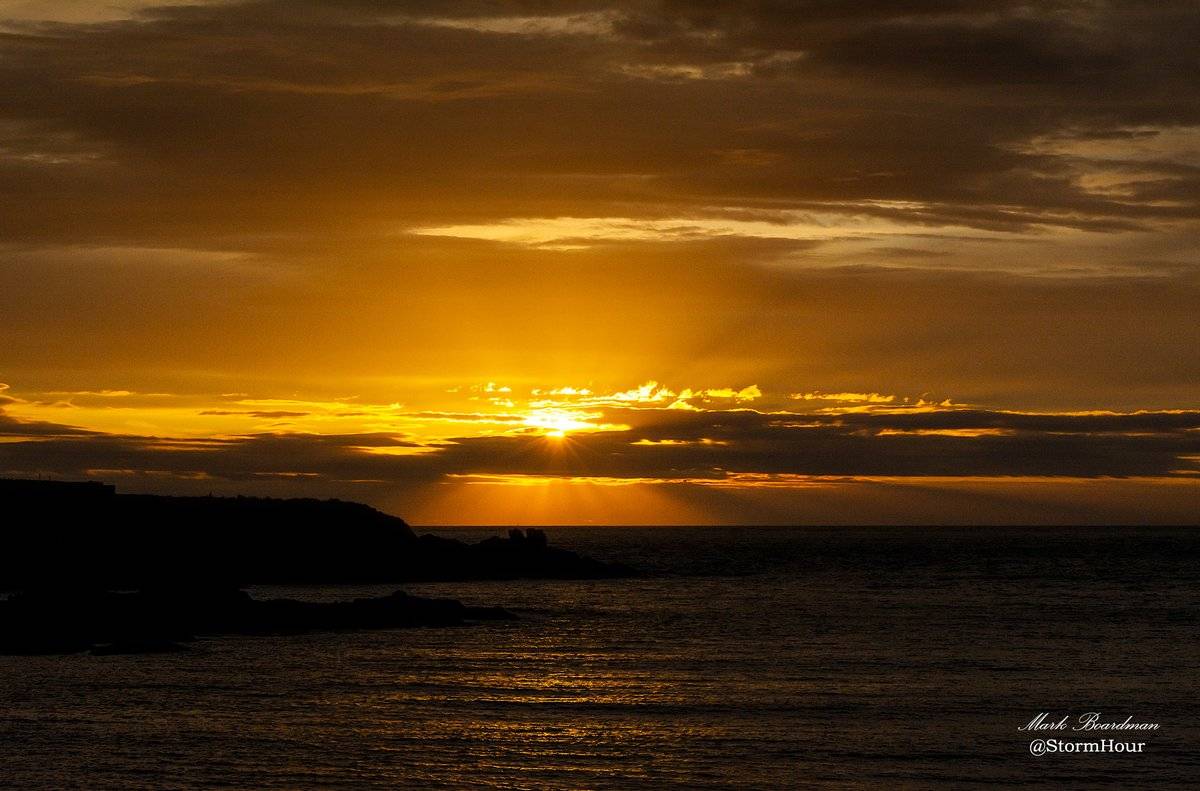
[0,478,632,588]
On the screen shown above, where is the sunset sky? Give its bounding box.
[1,0,1198,523]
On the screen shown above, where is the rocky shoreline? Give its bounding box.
[0,479,634,655]
[0,587,516,656]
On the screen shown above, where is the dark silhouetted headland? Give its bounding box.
[0,478,633,589]
[0,478,636,654]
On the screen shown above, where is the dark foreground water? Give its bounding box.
[2,527,1199,789]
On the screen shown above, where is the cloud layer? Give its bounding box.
[2,389,1197,522]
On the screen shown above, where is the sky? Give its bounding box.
[0,0,1198,524]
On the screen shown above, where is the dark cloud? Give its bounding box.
[0,411,97,437]
[3,405,1198,486]
[1,0,1198,250]
[0,412,433,482]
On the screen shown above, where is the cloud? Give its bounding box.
[0,1,235,28]
[4,395,1198,522]
[0,410,96,437]
[792,391,896,404]
[3,402,1198,484]
[404,10,619,38]
[198,410,312,418]
[409,210,1022,248]
[2,0,1199,253]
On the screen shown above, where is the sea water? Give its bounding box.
[1,527,1198,789]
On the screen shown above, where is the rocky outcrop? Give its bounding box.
[0,587,516,655]
[408,529,634,581]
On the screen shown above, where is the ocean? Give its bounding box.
[1,526,1198,789]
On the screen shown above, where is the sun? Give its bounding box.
[523,409,594,438]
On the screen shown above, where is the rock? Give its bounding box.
[0,586,516,656]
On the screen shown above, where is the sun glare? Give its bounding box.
[523,409,593,437]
